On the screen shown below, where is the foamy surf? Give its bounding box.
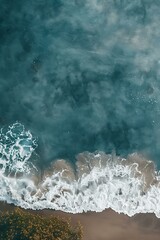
[0,123,160,218]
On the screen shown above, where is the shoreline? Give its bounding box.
[1,150,160,217]
[1,202,160,240]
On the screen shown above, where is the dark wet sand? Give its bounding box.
[0,202,160,240]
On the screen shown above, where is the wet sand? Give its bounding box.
[0,202,160,240]
[44,210,160,240]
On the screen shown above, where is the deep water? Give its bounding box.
[0,0,160,168]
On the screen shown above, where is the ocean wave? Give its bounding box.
[0,123,160,217]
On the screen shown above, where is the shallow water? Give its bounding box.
[0,124,160,217]
[1,1,160,216]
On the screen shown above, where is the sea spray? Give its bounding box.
[0,123,160,217]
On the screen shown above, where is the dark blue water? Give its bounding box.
[0,0,160,167]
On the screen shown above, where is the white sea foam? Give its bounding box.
[0,123,160,217]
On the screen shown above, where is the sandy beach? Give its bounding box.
[43,209,160,240]
[0,202,160,240]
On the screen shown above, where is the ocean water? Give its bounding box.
[1,0,160,217]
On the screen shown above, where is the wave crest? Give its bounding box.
[0,123,160,217]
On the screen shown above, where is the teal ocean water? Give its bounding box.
[0,1,160,216]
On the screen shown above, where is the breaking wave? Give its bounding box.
[1,123,160,218]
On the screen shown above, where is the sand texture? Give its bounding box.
[0,202,160,240]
